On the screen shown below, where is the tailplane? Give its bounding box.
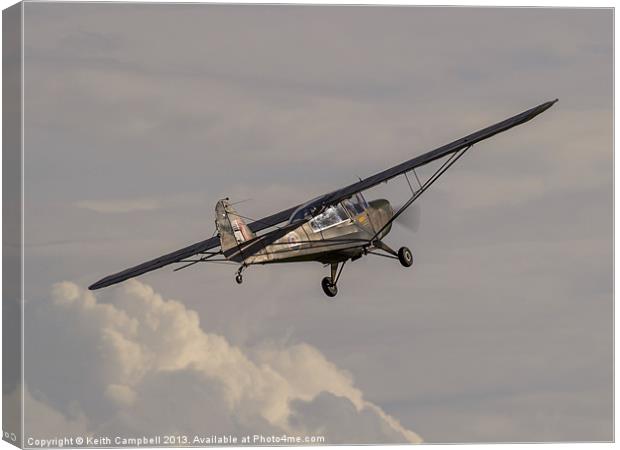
[215,199,256,258]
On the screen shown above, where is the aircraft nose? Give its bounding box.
[368,199,394,230]
[370,199,393,217]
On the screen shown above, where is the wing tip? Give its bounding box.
[546,98,559,108]
[88,275,120,290]
[526,98,558,122]
[88,281,106,290]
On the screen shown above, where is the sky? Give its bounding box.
[16,3,612,444]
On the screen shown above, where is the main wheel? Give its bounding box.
[398,246,413,267]
[321,277,338,297]
[235,273,243,284]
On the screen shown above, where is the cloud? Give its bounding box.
[289,392,413,444]
[25,280,421,444]
[75,199,161,213]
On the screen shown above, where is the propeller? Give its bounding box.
[393,202,421,232]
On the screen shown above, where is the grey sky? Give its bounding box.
[20,3,612,443]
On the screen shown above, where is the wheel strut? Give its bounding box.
[331,262,345,285]
[322,262,345,298]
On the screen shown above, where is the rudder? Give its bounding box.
[215,199,256,260]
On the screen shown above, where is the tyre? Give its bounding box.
[235,273,243,284]
[321,277,338,297]
[398,246,413,267]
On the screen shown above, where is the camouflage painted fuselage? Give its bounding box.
[219,199,394,266]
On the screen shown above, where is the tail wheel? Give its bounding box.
[321,277,338,297]
[398,246,413,267]
[235,273,243,284]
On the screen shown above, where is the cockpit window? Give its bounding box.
[289,193,368,229]
[289,196,324,224]
[309,204,349,232]
[343,193,368,216]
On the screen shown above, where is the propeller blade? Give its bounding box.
[394,202,421,232]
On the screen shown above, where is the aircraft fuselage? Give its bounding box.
[231,199,394,266]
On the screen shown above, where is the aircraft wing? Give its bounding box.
[88,236,221,290]
[89,99,556,290]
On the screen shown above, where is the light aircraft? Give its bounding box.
[90,100,557,297]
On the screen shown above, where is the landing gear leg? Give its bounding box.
[321,262,344,298]
[235,264,246,284]
[372,240,413,268]
[373,240,398,257]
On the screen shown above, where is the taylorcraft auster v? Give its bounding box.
[90,100,557,297]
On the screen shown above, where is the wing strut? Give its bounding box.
[370,144,473,242]
[172,251,223,272]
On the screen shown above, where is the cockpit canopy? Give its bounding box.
[342,193,368,216]
[309,204,348,232]
[288,196,326,224]
[288,193,369,229]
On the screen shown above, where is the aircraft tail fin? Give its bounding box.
[215,198,256,257]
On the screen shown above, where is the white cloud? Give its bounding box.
[27,280,421,444]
